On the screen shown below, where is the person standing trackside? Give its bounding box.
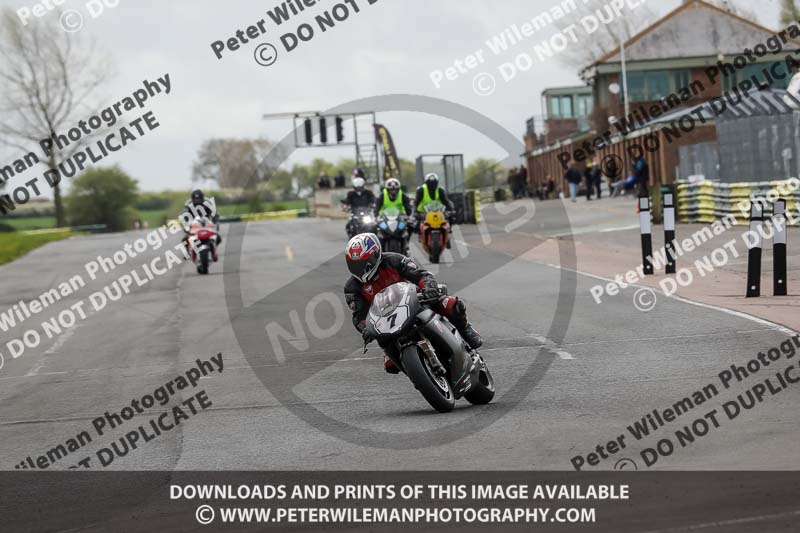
[632,154,650,197]
[564,162,582,203]
[591,159,603,199]
[583,161,594,201]
[518,165,529,198]
[507,168,518,199]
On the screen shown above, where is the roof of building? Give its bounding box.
[590,0,796,68]
[650,88,800,123]
[542,85,592,97]
[527,89,800,158]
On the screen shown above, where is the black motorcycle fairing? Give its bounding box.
[418,315,475,398]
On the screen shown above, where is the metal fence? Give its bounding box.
[679,142,719,181]
[716,90,800,183]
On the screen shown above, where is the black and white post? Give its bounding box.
[746,202,763,298]
[639,193,654,276]
[663,187,676,274]
[773,198,787,296]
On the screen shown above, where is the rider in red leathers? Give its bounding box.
[343,233,482,374]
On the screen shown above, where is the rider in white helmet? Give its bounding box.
[341,172,376,237]
[374,178,411,217]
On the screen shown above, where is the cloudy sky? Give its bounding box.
[0,0,785,192]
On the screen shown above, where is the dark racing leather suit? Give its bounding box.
[344,253,480,352]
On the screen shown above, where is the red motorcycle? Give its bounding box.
[187,217,219,274]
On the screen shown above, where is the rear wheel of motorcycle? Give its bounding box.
[464,356,495,405]
[198,249,210,275]
[401,345,455,413]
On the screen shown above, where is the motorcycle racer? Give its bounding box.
[413,173,453,214]
[343,233,482,374]
[341,177,376,238]
[374,178,412,217]
[341,177,376,210]
[184,189,219,224]
[181,189,221,253]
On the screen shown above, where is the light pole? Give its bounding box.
[619,20,630,119]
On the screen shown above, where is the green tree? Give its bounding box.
[67,167,138,231]
[466,159,502,189]
[269,167,295,198]
[780,0,800,25]
[192,138,281,189]
[333,158,357,178]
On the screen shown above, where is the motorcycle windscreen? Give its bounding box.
[423,202,447,228]
[367,282,415,336]
[382,207,401,217]
[381,207,401,231]
[423,201,445,214]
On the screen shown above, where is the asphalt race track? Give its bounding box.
[1,200,798,475]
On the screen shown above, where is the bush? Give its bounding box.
[0,222,16,232]
[67,166,139,232]
[135,192,175,211]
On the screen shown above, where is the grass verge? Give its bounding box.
[0,231,71,266]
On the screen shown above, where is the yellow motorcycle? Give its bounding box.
[418,201,450,264]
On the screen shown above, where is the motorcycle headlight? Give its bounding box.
[380,222,388,230]
[398,221,406,230]
[362,216,374,224]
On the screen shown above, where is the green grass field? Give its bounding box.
[5,216,56,231]
[137,200,307,226]
[4,200,308,232]
[0,231,71,266]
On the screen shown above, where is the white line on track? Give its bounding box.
[548,224,640,238]
[528,334,575,359]
[541,262,798,336]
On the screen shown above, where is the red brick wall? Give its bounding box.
[526,124,717,190]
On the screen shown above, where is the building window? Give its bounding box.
[550,95,573,118]
[577,95,593,117]
[626,70,690,102]
[723,61,791,91]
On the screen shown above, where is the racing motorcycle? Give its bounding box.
[346,206,378,238]
[418,201,451,264]
[364,282,495,413]
[376,207,409,255]
[187,217,219,275]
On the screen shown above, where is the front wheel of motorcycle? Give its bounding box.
[464,356,495,405]
[386,239,403,254]
[401,345,455,413]
[429,235,442,264]
[198,249,210,275]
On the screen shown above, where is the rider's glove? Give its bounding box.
[421,279,440,301]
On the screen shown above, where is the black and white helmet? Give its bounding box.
[425,172,439,191]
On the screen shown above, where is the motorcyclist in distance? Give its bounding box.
[184,189,218,222]
[341,177,376,211]
[374,178,412,217]
[413,173,454,215]
[344,233,483,374]
[182,189,221,249]
[341,176,376,237]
